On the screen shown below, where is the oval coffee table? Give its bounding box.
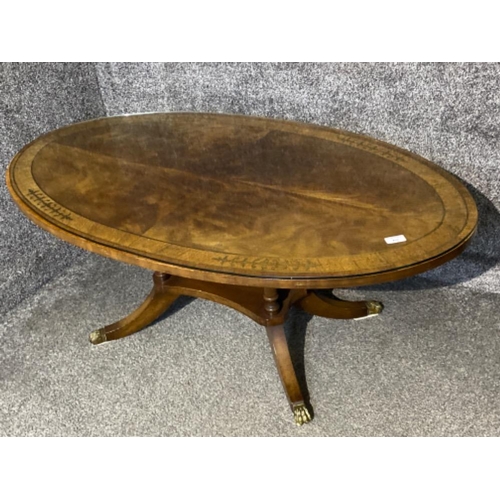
[6,113,478,425]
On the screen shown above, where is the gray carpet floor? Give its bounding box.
[1,254,499,436]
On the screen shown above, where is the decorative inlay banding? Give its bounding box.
[27,189,73,221]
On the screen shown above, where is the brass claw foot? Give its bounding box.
[87,273,179,344]
[89,329,107,345]
[293,404,312,426]
[366,300,384,315]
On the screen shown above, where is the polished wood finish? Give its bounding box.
[266,324,311,425]
[87,271,381,424]
[297,291,383,319]
[7,113,477,289]
[263,288,280,315]
[89,272,178,344]
[6,113,479,425]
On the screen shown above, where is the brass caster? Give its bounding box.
[89,329,107,345]
[366,300,384,315]
[293,404,312,426]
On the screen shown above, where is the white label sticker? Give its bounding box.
[384,234,407,244]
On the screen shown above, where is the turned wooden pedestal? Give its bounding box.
[89,272,383,425]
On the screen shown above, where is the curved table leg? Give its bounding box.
[89,272,179,345]
[266,323,312,426]
[296,291,383,319]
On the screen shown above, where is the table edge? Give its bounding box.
[7,160,477,289]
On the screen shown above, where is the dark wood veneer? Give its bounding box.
[6,113,478,425]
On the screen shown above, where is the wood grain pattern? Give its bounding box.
[6,113,478,288]
[6,112,479,425]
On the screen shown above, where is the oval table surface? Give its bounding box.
[7,112,478,289]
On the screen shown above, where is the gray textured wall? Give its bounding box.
[2,63,499,315]
[0,63,105,315]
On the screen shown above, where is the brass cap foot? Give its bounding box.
[366,301,384,315]
[293,404,312,426]
[89,329,107,345]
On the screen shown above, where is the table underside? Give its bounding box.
[89,272,383,425]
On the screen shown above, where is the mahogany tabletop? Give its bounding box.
[6,113,478,289]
